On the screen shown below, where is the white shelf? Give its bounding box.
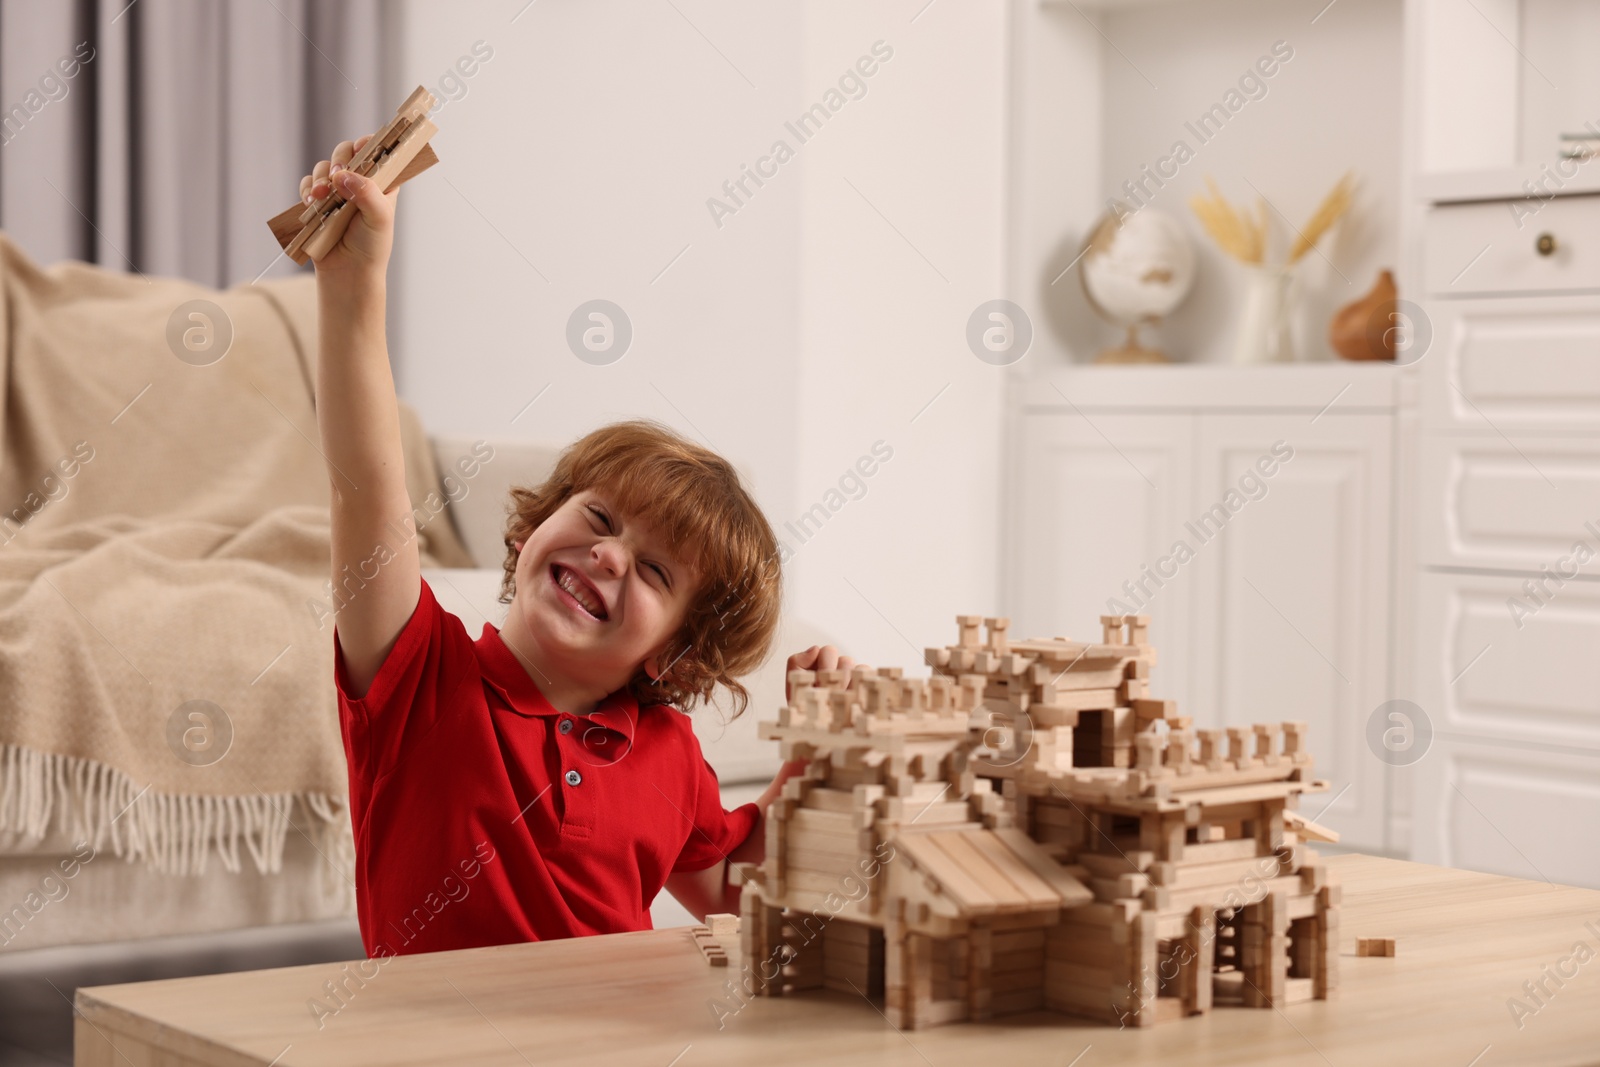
[1016,361,1407,411]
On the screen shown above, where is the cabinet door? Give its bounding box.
[1010,412,1194,705]
[1420,295,1600,434]
[1412,736,1600,890]
[1419,433,1600,575]
[1189,413,1394,852]
[1414,570,1600,750]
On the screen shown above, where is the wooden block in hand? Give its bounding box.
[267,85,440,264]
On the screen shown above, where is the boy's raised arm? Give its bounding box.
[304,137,422,699]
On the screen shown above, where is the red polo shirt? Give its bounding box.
[333,575,759,958]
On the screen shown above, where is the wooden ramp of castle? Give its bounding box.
[892,826,1092,927]
[879,827,1097,1030]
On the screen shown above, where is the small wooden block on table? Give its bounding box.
[690,925,729,966]
[1355,936,1396,957]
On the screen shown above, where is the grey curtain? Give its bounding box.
[0,0,390,287]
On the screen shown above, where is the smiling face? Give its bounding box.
[502,489,700,706]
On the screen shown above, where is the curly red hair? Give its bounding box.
[499,420,781,717]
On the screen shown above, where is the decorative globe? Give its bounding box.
[1079,207,1196,363]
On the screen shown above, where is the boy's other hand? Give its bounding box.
[784,644,856,703]
[298,134,400,276]
[751,644,857,847]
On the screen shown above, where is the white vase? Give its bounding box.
[1234,264,1295,364]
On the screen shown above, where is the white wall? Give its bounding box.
[787,2,1010,666]
[1005,0,1105,367]
[389,1,1010,702]
[390,0,802,525]
[1033,0,1403,365]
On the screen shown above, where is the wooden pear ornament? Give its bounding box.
[1329,268,1397,361]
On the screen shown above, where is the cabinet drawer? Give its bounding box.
[1420,435,1600,574]
[1414,570,1600,748]
[1420,295,1600,432]
[1411,736,1600,889]
[1424,193,1600,296]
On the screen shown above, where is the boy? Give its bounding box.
[305,136,853,957]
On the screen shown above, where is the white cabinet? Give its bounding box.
[1419,433,1600,576]
[1414,572,1600,889]
[1009,412,1196,707]
[1410,189,1600,888]
[1421,296,1600,433]
[1415,570,1600,751]
[1412,735,1600,890]
[1009,370,1399,852]
[1188,414,1393,851]
[1410,569,1600,890]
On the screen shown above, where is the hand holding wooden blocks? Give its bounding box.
[266,85,440,264]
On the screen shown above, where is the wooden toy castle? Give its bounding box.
[736,613,1341,1030]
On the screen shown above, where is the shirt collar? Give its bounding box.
[475,622,641,743]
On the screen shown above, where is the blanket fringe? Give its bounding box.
[0,744,353,893]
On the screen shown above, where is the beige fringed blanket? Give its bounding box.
[0,234,474,877]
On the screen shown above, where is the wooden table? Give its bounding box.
[75,856,1600,1066]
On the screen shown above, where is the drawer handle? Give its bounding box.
[1536,232,1557,256]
